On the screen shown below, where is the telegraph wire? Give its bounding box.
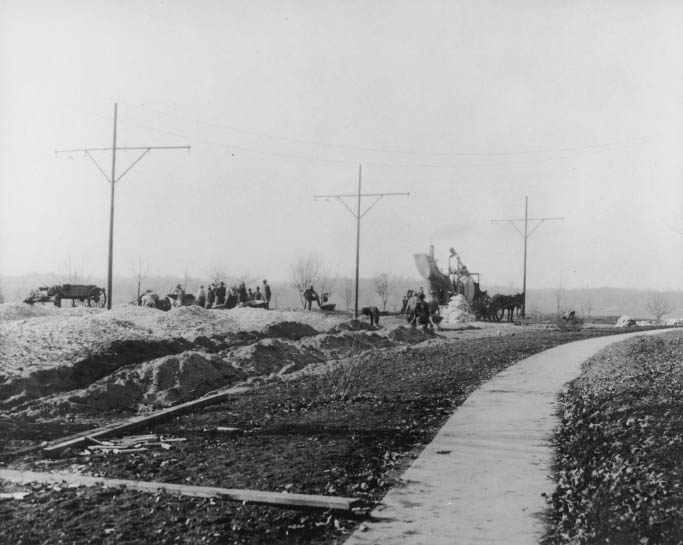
[63,102,656,170]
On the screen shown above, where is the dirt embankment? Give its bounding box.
[0,327,630,545]
[1,304,438,418]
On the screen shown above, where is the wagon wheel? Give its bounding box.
[493,306,504,322]
[72,298,86,307]
[88,287,106,308]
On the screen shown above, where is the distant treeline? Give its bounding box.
[2,273,682,320]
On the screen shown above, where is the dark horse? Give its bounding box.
[491,294,518,323]
[514,292,525,318]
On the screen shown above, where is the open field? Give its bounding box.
[0,302,672,544]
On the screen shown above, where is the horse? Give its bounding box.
[513,292,525,318]
[471,291,492,321]
[491,294,517,323]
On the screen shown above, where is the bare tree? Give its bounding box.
[374,273,390,310]
[130,258,150,302]
[206,262,230,287]
[319,274,337,300]
[62,257,82,284]
[342,278,354,310]
[645,292,673,322]
[580,295,593,318]
[289,254,325,307]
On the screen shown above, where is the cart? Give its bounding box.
[46,284,107,308]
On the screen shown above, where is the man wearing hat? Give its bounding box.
[263,279,272,309]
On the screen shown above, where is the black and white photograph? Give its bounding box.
[1,1,682,543]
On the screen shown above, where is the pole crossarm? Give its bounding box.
[56,104,190,309]
[490,197,563,318]
[491,217,564,236]
[84,150,112,183]
[315,192,409,219]
[57,146,191,185]
[115,148,151,183]
[55,146,190,153]
[314,165,408,317]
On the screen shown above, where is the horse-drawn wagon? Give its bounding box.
[24,284,107,308]
[413,246,523,322]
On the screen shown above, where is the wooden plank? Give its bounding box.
[0,469,359,511]
[43,386,252,456]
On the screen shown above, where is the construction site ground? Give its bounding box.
[0,303,666,544]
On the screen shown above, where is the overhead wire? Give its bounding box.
[64,101,656,170]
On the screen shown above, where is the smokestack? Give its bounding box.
[429,245,434,258]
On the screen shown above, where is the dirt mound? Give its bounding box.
[224,339,326,376]
[63,351,246,412]
[388,326,435,344]
[330,319,376,333]
[262,321,319,340]
[311,332,395,354]
[0,302,61,321]
[0,338,194,409]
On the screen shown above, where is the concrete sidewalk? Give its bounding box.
[345,329,679,545]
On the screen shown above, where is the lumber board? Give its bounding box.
[43,386,252,456]
[0,469,359,511]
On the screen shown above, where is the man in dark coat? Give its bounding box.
[413,293,431,331]
[361,306,380,326]
[216,282,227,306]
[263,280,272,309]
[303,285,320,310]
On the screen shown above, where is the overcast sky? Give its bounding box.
[1,0,682,291]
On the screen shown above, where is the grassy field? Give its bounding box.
[543,331,683,544]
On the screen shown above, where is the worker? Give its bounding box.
[216,282,227,306]
[361,306,380,326]
[196,285,206,308]
[414,293,431,331]
[303,285,320,310]
[428,290,441,331]
[263,280,272,309]
[173,284,184,307]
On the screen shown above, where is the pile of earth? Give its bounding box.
[1,315,428,417]
[0,304,351,408]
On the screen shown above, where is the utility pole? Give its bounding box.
[314,164,408,318]
[491,196,563,318]
[56,103,190,309]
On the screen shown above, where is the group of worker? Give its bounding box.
[173,280,272,309]
[402,287,442,332]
